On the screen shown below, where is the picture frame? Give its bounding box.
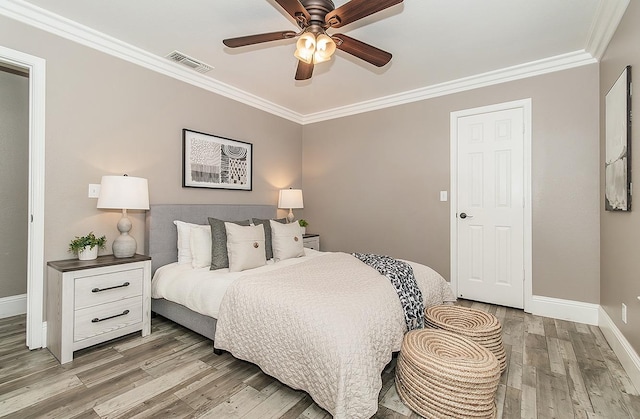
[605,65,632,211]
[182,129,253,191]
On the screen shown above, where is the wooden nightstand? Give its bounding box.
[46,254,151,364]
[303,234,320,251]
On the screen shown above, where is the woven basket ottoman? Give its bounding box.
[396,329,500,419]
[425,305,507,373]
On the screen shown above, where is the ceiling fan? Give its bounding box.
[223,0,404,80]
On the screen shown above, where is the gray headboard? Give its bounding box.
[145,204,277,273]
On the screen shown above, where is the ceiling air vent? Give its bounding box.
[165,51,213,73]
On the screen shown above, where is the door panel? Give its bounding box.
[457,108,524,308]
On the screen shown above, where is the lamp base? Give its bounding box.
[113,234,137,258]
[287,208,295,223]
[113,210,137,258]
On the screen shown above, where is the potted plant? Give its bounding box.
[298,219,308,235]
[69,232,107,261]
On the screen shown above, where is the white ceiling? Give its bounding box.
[4,0,626,121]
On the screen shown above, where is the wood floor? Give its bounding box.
[1,300,639,418]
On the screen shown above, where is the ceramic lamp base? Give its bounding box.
[113,234,136,258]
[113,210,137,258]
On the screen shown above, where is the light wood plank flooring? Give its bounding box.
[1,300,639,418]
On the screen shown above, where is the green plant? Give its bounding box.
[298,219,309,227]
[68,232,107,255]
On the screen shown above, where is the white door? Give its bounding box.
[455,107,525,308]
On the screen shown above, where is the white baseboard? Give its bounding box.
[529,295,599,325]
[599,306,640,393]
[0,293,27,319]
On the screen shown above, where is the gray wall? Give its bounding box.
[600,0,640,353]
[0,68,28,298]
[0,16,303,296]
[303,64,600,304]
[0,12,605,323]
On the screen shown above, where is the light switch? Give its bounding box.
[88,184,101,198]
[439,191,448,202]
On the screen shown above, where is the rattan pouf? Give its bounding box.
[396,329,500,419]
[425,305,507,373]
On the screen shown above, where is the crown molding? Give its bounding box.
[302,50,597,124]
[0,0,622,125]
[586,0,630,60]
[0,0,305,124]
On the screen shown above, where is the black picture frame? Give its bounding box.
[182,129,253,191]
[605,65,632,211]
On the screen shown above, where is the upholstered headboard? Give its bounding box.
[145,204,277,273]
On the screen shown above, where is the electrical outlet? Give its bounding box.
[622,303,628,324]
[440,191,448,202]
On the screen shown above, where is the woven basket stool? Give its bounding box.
[396,329,500,419]
[425,305,507,373]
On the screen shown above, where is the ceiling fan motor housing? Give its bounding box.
[300,0,336,27]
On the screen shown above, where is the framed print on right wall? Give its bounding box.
[605,65,632,211]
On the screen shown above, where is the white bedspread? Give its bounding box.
[151,249,325,318]
[214,252,455,419]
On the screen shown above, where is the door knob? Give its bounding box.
[459,212,473,219]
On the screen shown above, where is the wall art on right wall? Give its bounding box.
[605,65,632,211]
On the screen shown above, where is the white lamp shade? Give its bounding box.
[278,189,304,209]
[97,175,149,210]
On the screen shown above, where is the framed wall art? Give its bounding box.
[605,65,632,211]
[182,129,253,191]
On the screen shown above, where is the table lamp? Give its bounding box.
[278,188,303,223]
[97,174,149,258]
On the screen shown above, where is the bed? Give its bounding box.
[146,204,455,419]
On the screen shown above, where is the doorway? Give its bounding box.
[0,45,46,349]
[450,99,532,311]
[0,63,29,319]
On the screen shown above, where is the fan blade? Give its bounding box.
[223,31,297,48]
[333,34,392,67]
[326,0,403,28]
[274,0,311,24]
[295,61,314,80]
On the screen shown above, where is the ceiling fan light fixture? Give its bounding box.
[294,32,316,64]
[314,33,336,63]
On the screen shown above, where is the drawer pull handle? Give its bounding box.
[92,282,130,293]
[92,310,130,323]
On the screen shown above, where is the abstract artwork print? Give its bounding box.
[182,129,252,190]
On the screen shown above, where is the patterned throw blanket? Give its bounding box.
[352,253,425,330]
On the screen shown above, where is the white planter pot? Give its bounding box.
[78,246,98,261]
[300,226,306,235]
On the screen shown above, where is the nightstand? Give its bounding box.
[303,234,320,251]
[46,254,151,364]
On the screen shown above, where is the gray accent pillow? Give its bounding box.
[252,218,287,260]
[208,218,251,270]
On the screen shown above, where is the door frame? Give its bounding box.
[0,45,46,349]
[450,98,532,312]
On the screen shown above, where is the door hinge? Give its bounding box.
[30,214,33,222]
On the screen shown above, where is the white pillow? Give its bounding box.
[225,223,267,272]
[270,220,304,262]
[189,225,213,268]
[174,221,210,265]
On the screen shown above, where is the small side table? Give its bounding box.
[46,254,151,364]
[303,234,320,251]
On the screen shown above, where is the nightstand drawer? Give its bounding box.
[303,235,320,250]
[74,296,142,342]
[74,268,143,309]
